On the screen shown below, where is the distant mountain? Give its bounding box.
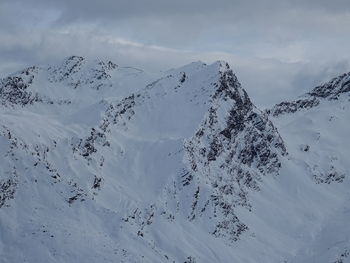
[267,71,350,116]
[0,57,349,263]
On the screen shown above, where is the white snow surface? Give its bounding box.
[0,56,349,263]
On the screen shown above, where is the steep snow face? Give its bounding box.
[266,71,350,186]
[273,100,350,263]
[0,57,349,263]
[263,71,350,263]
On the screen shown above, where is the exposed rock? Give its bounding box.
[268,71,350,116]
[0,179,17,208]
[0,66,42,106]
[183,63,287,241]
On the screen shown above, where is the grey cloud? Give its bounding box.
[11,0,350,21]
[3,0,350,48]
[1,0,350,108]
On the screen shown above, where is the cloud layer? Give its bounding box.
[1,0,350,107]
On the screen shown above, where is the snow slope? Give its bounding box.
[0,56,349,263]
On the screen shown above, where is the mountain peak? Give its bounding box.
[183,64,286,241]
[213,60,231,71]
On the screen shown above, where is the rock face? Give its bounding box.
[183,63,286,241]
[48,56,118,90]
[268,71,350,116]
[0,66,41,106]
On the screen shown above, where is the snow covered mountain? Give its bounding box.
[0,56,349,263]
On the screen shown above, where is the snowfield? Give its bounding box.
[0,56,349,263]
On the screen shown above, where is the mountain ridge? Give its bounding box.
[267,71,350,117]
[0,56,349,263]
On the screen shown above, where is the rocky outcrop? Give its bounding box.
[0,179,17,208]
[48,56,85,83]
[0,56,121,107]
[183,63,287,241]
[268,71,350,116]
[48,56,118,90]
[0,66,42,106]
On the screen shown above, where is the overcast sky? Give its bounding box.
[1,0,350,106]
